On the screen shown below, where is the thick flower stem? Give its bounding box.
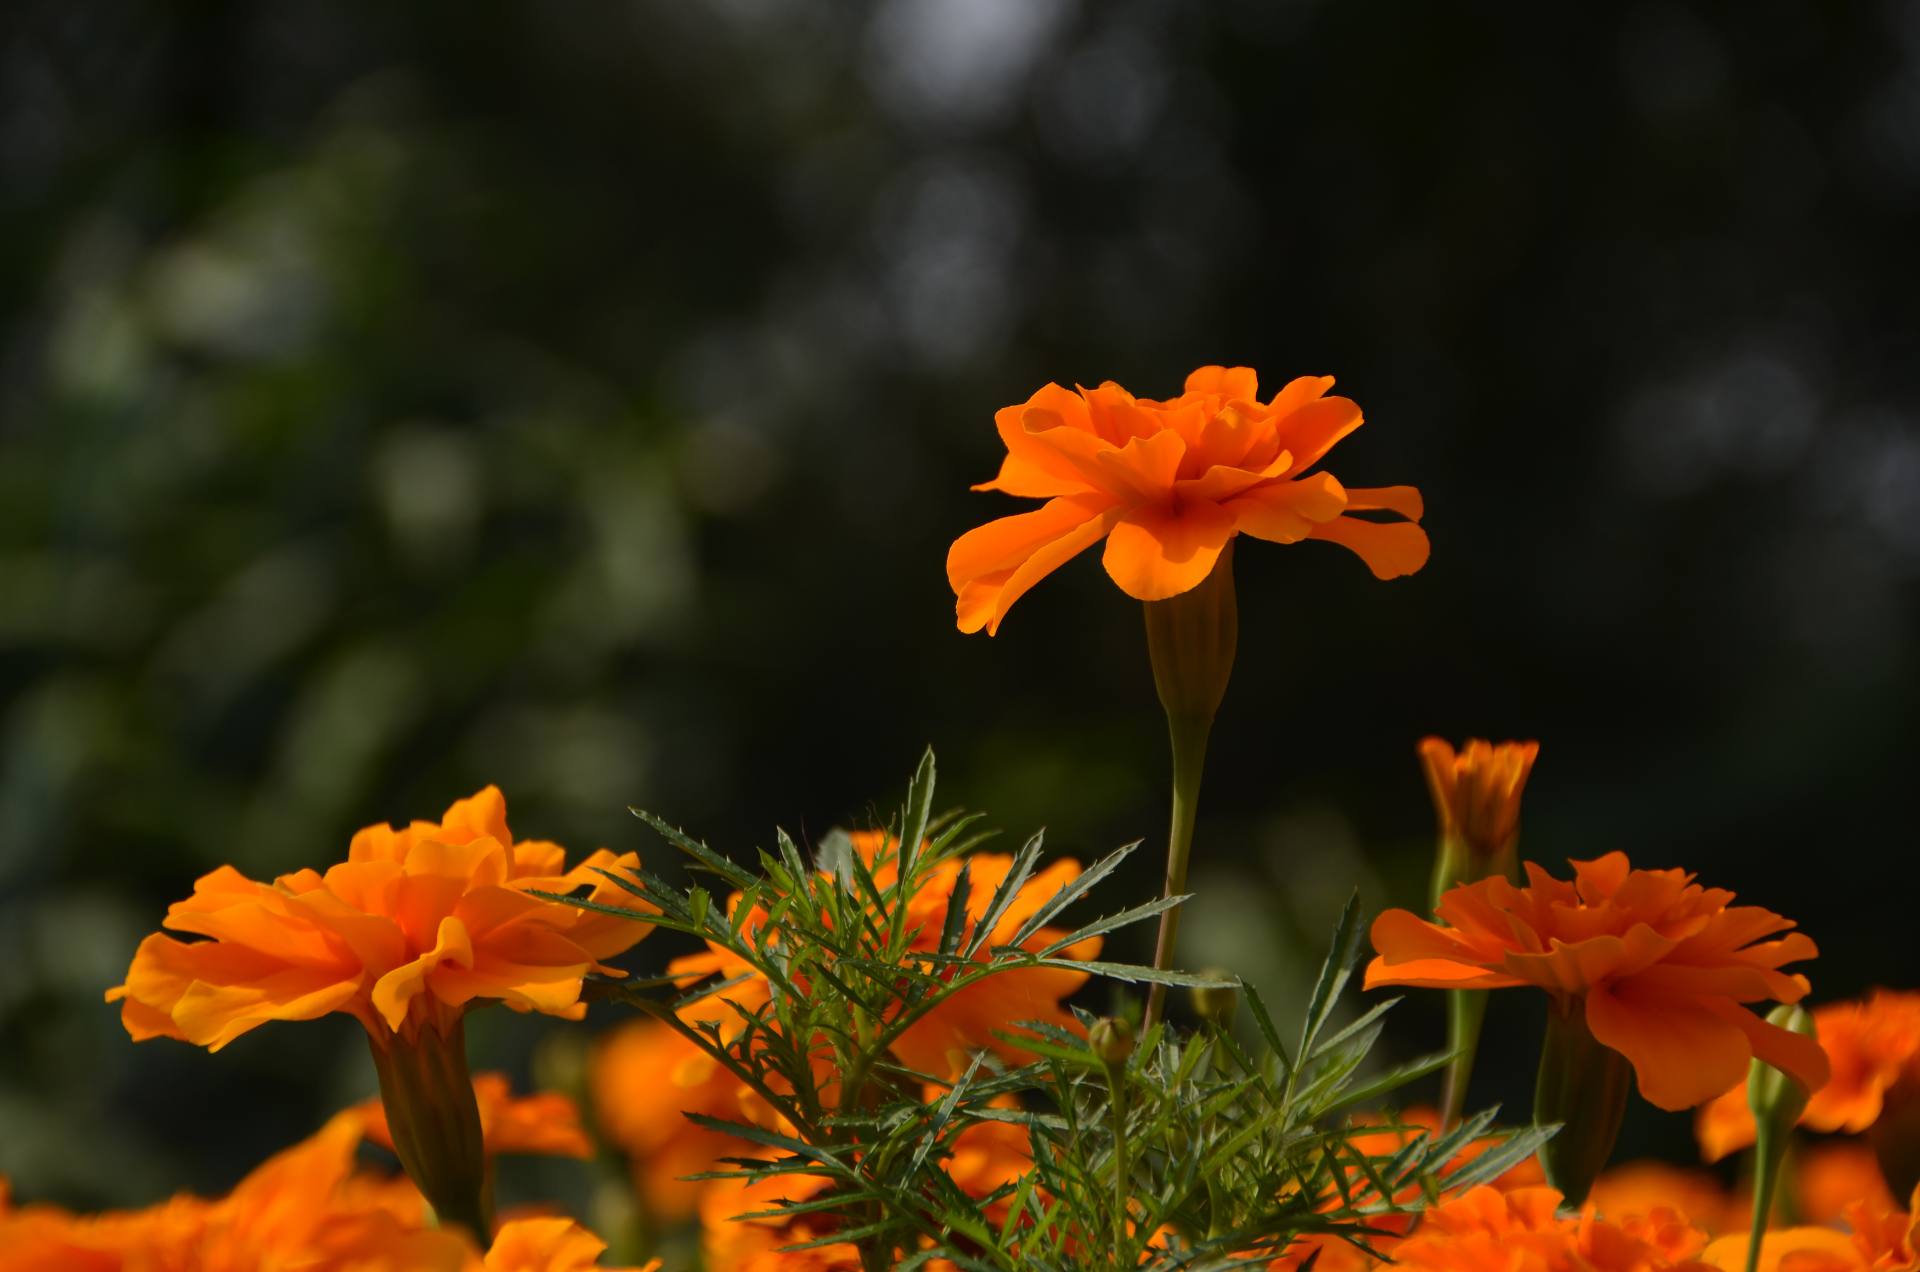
[1533,996,1631,1206]
[368,1016,493,1242]
[1141,544,1237,1033]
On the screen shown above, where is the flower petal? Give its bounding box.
[1308,515,1431,579]
[1586,985,1755,1110]
[1224,472,1347,543]
[1100,499,1237,601]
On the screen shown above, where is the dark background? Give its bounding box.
[3,0,1917,1228]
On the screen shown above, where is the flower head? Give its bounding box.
[108,786,649,1049]
[1697,991,1920,1161]
[949,366,1427,634]
[1700,1181,1919,1272]
[1420,738,1540,869]
[1366,852,1829,1110]
[1390,1184,1716,1272]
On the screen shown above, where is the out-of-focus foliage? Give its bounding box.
[1,0,1916,1224]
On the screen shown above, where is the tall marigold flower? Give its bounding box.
[1367,852,1829,1203]
[106,786,649,1238]
[1390,1184,1717,1272]
[949,365,1427,634]
[950,365,1426,1025]
[1697,991,1920,1162]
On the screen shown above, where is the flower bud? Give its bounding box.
[1748,1004,1817,1133]
[1191,971,1238,1026]
[1089,1016,1136,1068]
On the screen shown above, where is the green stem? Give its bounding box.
[1745,1127,1790,1272]
[1440,988,1488,1128]
[1144,713,1211,1032]
[1104,1058,1133,1262]
[1139,543,1236,1034]
[1533,996,1631,1206]
[367,1016,493,1241]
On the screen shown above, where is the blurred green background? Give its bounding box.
[3,0,1917,1232]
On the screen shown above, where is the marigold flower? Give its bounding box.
[1366,852,1829,1111]
[1589,1162,1747,1235]
[108,786,648,1049]
[591,1018,760,1219]
[1697,991,1920,1161]
[106,786,649,1238]
[356,1072,593,1161]
[1700,1181,1919,1272]
[948,365,1427,634]
[1390,1184,1716,1272]
[0,1112,474,1271]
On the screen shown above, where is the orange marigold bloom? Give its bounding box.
[949,365,1427,634]
[1588,1161,1746,1235]
[356,1072,593,1161]
[1391,1184,1716,1272]
[0,1112,474,1271]
[1700,1181,1919,1272]
[1420,738,1540,868]
[1697,991,1920,1162]
[1366,852,1830,1110]
[591,1018,759,1220]
[107,786,648,1049]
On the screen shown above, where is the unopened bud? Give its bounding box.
[1191,972,1238,1026]
[1748,1004,1816,1134]
[1089,1017,1135,1068]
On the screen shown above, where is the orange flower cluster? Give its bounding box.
[108,787,650,1049]
[0,1111,648,1272]
[949,366,1427,634]
[1699,1181,1919,1272]
[1697,991,1920,1161]
[1367,852,1829,1110]
[1389,1184,1716,1272]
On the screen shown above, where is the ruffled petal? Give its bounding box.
[1586,985,1755,1110]
[1224,472,1347,543]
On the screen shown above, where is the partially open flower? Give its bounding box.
[1367,852,1829,1112]
[949,366,1427,635]
[1420,738,1540,879]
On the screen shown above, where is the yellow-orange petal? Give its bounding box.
[974,384,1101,497]
[1272,394,1365,476]
[1184,365,1261,401]
[1308,515,1430,579]
[1343,485,1425,521]
[1100,499,1237,601]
